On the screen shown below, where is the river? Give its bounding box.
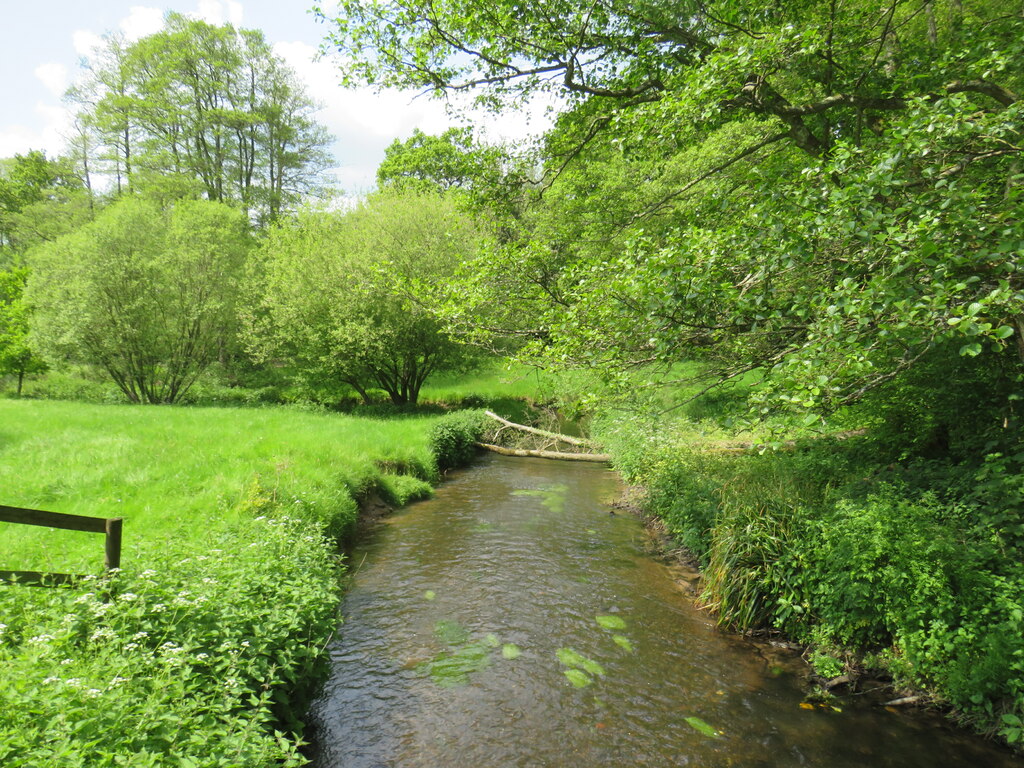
[310,455,1020,767]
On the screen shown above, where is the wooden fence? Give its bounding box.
[0,504,123,587]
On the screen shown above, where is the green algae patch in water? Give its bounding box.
[612,634,634,652]
[564,668,593,688]
[423,590,436,601]
[512,483,569,513]
[434,619,470,645]
[596,615,627,630]
[417,641,492,688]
[683,716,722,738]
[501,643,522,660]
[485,633,500,648]
[556,647,606,677]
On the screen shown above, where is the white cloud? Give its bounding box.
[34,63,68,98]
[119,6,165,41]
[272,41,560,190]
[0,101,75,158]
[192,0,244,27]
[72,29,104,57]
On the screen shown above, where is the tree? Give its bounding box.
[27,197,250,403]
[0,266,46,394]
[0,151,84,257]
[70,14,333,224]
[243,191,484,405]
[321,0,1024,431]
[378,127,512,191]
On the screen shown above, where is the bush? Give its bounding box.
[600,414,1024,742]
[0,514,342,767]
[428,409,485,472]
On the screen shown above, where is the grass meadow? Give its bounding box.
[0,398,446,766]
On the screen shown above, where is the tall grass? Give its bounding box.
[598,412,1024,745]
[0,400,439,572]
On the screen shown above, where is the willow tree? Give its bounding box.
[243,191,483,405]
[28,198,250,403]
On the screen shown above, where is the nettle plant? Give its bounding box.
[0,514,342,766]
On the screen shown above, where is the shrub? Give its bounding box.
[428,409,485,472]
[0,514,342,767]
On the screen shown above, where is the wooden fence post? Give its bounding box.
[105,517,123,571]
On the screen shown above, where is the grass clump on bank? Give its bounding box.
[0,399,451,766]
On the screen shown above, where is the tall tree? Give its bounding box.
[71,14,333,224]
[321,0,1024,429]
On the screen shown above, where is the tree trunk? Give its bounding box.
[476,442,611,463]
[483,410,596,447]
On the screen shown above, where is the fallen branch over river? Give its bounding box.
[483,410,597,448]
[475,442,611,463]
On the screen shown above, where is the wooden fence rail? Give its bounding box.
[0,504,122,587]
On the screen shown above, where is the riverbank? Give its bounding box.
[0,401,483,766]
[596,414,1024,749]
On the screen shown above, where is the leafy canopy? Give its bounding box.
[321,0,1024,432]
[243,191,485,405]
[28,197,250,404]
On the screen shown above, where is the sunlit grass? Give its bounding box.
[0,399,440,574]
[421,361,561,402]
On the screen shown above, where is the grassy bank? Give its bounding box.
[597,413,1024,745]
[0,400,483,766]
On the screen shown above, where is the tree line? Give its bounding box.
[315,0,1023,453]
[0,13,490,405]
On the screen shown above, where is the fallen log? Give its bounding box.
[476,442,611,463]
[880,695,924,707]
[483,410,596,448]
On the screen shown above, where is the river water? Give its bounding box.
[310,455,1020,768]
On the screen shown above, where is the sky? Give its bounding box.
[0,0,552,193]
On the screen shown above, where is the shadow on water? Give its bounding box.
[310,455,1021,768]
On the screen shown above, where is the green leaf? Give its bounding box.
[564,668,593,688]
[612,634,634,652]
[959,342,983,357]
[683,716,721,738]
[556,647,606,676]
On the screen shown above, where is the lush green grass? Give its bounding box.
[0,400,438,572]
[420,362,557,402]
[0,399,446,766]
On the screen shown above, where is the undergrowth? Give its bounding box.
[597,412,1024,746]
